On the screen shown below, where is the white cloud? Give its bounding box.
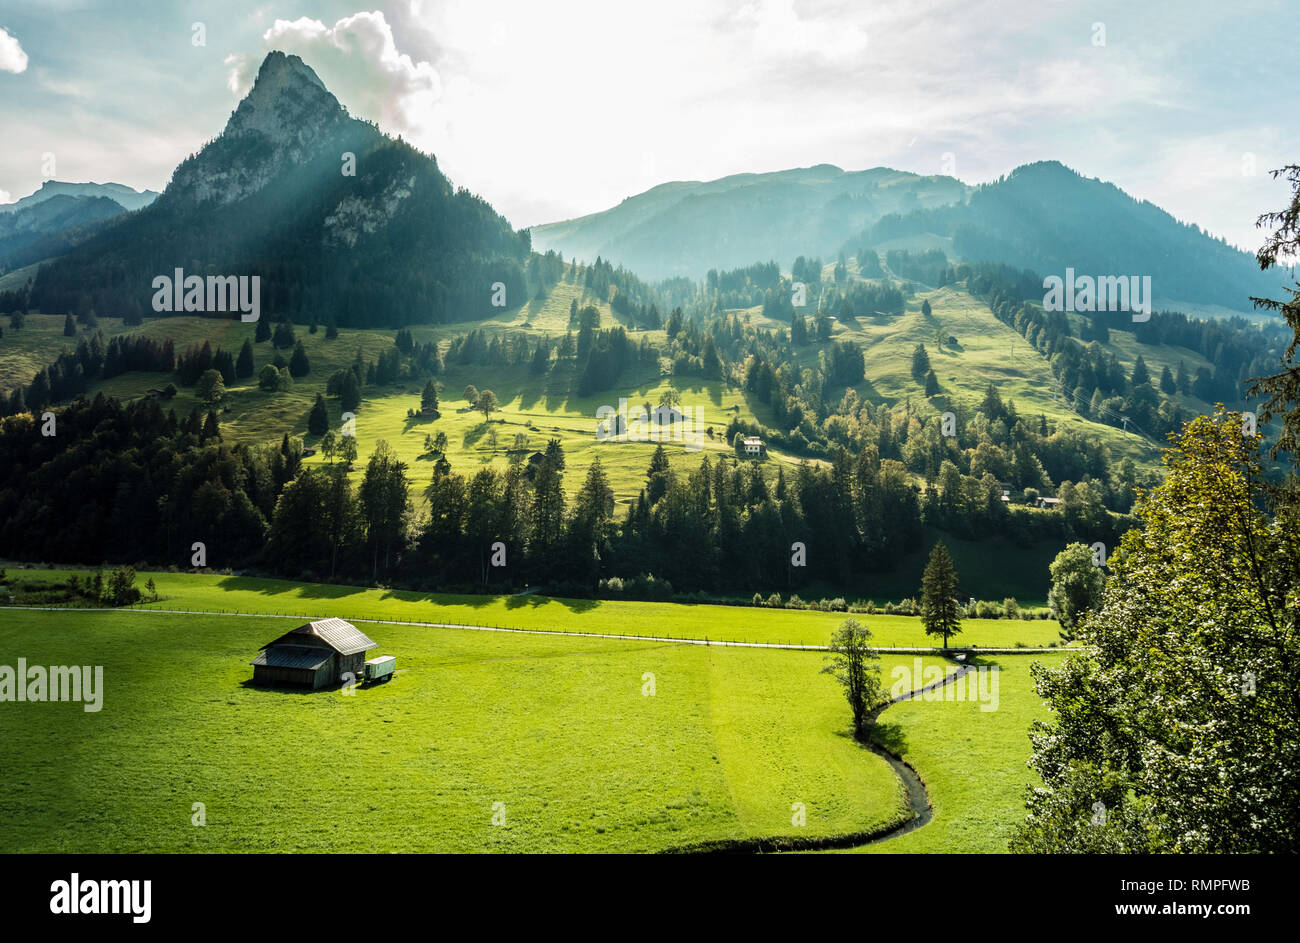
[224,53,254,96]
[189,0,1294,250]
[0,189,12,204]
[733,0,869,62]
[245,12,444,147]
[0,26,29,74]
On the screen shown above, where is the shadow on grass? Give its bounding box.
[866,720,911,758]
[213,575,369,600]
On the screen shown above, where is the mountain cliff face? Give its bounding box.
[30,51,529,327]
[164,52,363,207]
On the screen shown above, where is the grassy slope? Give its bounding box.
[771,284,1169,469]
[4,279,1167,603]
[8,568,1067,648]
[2,284,780,506]
[0,607,945,852]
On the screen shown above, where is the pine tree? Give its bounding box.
[289,341,311,377]
[979,383,1005,421]
[340,370,361,412]
[236,339,255,378]
[920,542,963,649]
[911,343,931,380]
[421,379,439,412]
[255,317,271,343]
[308,394,329,436]
[273,321,295,349]
[63,314,76,337]
[924,369,940,396]
[1159,364,1176,395]
[1131,354,1150,387]
[201,410,220,441]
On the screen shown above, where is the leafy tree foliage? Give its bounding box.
[1014,411,1300,852]
[821,618,884,736]
[1047,542,1104,640]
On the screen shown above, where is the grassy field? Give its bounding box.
[856,654,1062,853]
[0,607,983,852]
[6,568,1067,648]
[0,565,1065,852]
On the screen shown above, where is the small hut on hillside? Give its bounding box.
[250,618,376,690]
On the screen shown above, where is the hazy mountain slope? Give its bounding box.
[531,165,967,280]
[856,161,1283,314]
[27,51,530,327]
[536,158,1284,317]
[0,195,129,270]
[0,180,158,215]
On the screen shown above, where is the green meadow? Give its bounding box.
[0,570,1062,853]
[0,608,929,853]
[857,654,1062,853]
[9,568,1066,648]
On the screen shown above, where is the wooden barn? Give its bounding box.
[250,618,376,690]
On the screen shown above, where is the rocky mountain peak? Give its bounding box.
[164,51,366,206]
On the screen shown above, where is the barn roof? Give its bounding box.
[250,646,334,670]
[262,618,376,656]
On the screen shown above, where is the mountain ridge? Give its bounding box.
[532,159,1283,315]
[0,180,159,215]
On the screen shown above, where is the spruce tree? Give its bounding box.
[920,541,963,649]
[340,370,361,412]
[289,341,311,377]
[236,338,255,378]
[911,343,931,380]
[308,394,329,436]
[1131,354,1150,387]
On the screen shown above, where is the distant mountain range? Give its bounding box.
[0,180,158,215]
[0,182,159,272]
[9,52,1286,324]
[533,161,1285,315]
[26,51,530,325]
[531,165,965,282]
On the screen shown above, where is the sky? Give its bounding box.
[0,0,1296,253]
